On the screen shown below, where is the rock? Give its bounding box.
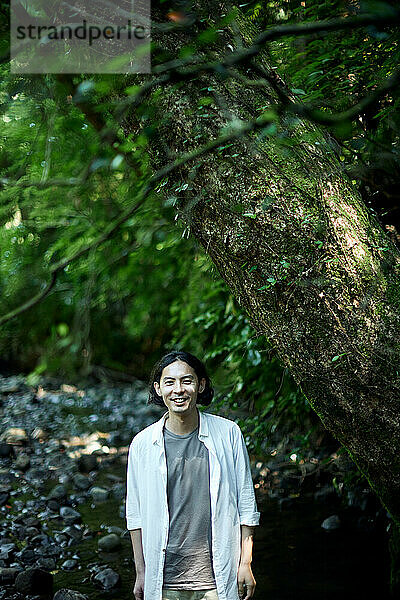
[88,486,109,503]
[0,377,23,393]
[0,542,17,554]
[25,527,40,538]
[14,453,31,471]
[112,483,125,501]
[15,567,53,595]
[0,566,22,583]
[93,567,120,590]
[0,485,10,506]
[321,514,341,531]
[36,557,56,571]
[31,427,49,441]
[48,484,67,501]
[72,474,90,491]
[98,533,121,552]
[107,525,124,535]
[0,427,28,445]
[31,533,51,546]
[48,499,61,512]
[77,454,98,473]
[60,507,81,524]
[17,547,36,564]
[53,589,89,600]
[25,516,41,528]
[0,443,13,458]
[61,559,78,570]
[55,533,69,545]
[62,525,83,542]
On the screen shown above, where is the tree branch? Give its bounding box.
[0,111,275,326]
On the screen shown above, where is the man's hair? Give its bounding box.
[148,350,214,407]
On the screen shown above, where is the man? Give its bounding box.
[126,350,260,600]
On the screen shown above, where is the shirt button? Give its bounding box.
[163,549,166,553]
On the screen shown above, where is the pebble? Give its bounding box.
[88,486,109,503]
[14,453,30,472]
[321,514,341,530]
[61,559,78,570]
[60,507,81,524]
[72,474,90,491]
[48,484,68,501]
[92,567,120,589]
[98,533,121,552]
[0,567,21,584]
[36,557,56,570]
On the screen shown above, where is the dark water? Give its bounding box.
[52,485,391,600]
[253,495,391,600]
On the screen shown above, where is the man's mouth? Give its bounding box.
[173,398,188,404]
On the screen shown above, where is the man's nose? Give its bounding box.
[173,381,183,393]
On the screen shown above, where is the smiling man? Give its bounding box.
[126,350,260,600]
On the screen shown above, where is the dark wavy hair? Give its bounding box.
[148,350,214,407]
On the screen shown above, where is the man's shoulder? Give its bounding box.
[129,416,163,448]
[203,411,241,433]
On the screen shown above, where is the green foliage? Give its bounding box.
[0,0,399,456]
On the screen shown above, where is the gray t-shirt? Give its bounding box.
[162,423,217,590]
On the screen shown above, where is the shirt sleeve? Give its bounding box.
[233,425,261,526]
[126,439,142,530]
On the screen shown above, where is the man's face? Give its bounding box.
[153,360,205,416]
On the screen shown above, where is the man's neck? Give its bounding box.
[165,407,199,435]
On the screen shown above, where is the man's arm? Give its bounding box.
[126,441,145,598]
[129,528,145,599]
[237,525,256,600]
[233,426,260,599]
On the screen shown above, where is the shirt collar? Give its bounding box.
[152,406,208,445]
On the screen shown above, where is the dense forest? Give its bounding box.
[0,0,400,598]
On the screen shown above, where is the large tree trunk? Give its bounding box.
[132,2,400,528]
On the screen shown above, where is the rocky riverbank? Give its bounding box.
[0,374,393,599]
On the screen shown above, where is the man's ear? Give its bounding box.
[154,381,161,396]
[198,378,206,394]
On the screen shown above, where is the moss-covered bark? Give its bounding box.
[128,0,400,536]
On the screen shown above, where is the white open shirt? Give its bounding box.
[126,408,261,600]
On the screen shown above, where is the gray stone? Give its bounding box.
[93,567,120,589]
[60,507,81,524]
[98,533,121,552]
[15,567,53,595]
[62,525,83,542]
[107,525,124,535]
[112,483,125,501]
[48,484,67,501]
[25,527,40,538]
[72,473,90,491]
[36,557,56,571]
[61,559,78,570]
[321,514,341,531]
[89,486,109,503]
[14,453,31,471]
[53,590,88,600]
[0,566,21,583]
